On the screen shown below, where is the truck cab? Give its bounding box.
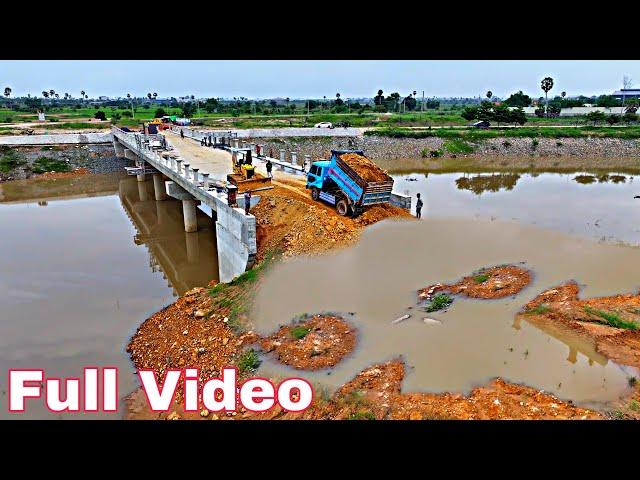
[306,160,330,194]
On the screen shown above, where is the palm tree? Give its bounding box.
[49,89,55,98]
[147,92,152,101]
[486,90,493,101]
[126,93,134,118]
[81,90,85,98]
[42,91,48,98]
[541,77,554,117]
[336,92,341,99]
[4,87,11,98]
[153,92,157,100]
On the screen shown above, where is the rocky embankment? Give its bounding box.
[0,144,125,181]
[252,135,640,169]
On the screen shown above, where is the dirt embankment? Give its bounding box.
[260,314,356,370]
[0,144,125,182]
[126,359,601,420]
[253,183,411,260]
[419,265,532,305]
[519,281,640,368]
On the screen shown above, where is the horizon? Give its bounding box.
[2,60,639,100]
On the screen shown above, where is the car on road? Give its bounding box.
[471,120,490,129]
[314,122,334,129]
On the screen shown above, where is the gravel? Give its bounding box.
[251,135,640,162]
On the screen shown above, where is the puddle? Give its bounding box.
[0,174,218,418]
[252,217,640,410]
[392,171,640,246]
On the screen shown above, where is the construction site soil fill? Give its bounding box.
[0,174,219,418]
[392,171,640,246]
[251,218,640,411]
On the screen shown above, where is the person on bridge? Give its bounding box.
[244,190,252,216]
[415,193,424,219]
[266,159,273,178]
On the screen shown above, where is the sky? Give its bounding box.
[1,60,639,99]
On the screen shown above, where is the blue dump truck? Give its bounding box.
[306,150,394,216]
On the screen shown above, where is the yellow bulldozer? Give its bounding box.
[227,148,272,193]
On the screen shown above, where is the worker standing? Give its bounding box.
[244,190,252,216]
[180,129,184,139]
[415,193,424,219]
[266,159,273,178]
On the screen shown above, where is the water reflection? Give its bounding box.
[574,174,628,185]
[118,177,219,296]
[455,173,521,195]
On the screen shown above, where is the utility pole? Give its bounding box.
[422,91,425,112]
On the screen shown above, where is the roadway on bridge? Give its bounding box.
[164,129,312,200]
[162,130,234,182]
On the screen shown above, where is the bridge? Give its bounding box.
[112,126,257,282]
[111,125,411,283]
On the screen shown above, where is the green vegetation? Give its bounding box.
[43,122,111,130]
[443,138,474,154]
[424,293,453,312]
[207,250,279,332]
[368,126,640,140]
[290,326,311,340]
[31,156,71,174]
[237,349,261,373]
[526,304,551,315]
[584,306,639,330]
[473,273,490,283]
[348,411,376,420]
[0,149,26,173]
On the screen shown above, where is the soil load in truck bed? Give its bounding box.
[338,153,391,183]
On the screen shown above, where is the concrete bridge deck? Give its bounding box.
[111,127,257,282]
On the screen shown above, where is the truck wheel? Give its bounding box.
[336,199,349,216]
[311,188,320,201]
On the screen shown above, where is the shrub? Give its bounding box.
[237,349,261,373]
[94,111,107,121]
[291,326,311,340]
[424,293,453,312]
[31,156,71,174]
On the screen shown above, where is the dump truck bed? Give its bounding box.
[327,150,393,206]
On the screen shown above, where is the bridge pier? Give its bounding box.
[113,140,125,158]
[182,199,198,233]
[153,174,167,201]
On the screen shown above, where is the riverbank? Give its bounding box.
[0,144,126,181]
[252,135,640,173]
[124,177,640,420]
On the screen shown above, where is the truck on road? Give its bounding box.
[306,150,394,216]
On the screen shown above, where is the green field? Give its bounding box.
[366,126,640,140]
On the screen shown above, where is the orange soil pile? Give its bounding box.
[419,264,532,301]
[37,167,90,179]
[520,281,640,367]
[126,286,258,405]
[260,314,356,370]
[126,359,601,420]
[252,185,410,260]
[339,153,391,183]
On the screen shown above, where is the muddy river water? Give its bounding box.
[253,171,640,410]
[0,174,217,418]
[2,168,640,417]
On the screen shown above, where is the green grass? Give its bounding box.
[31,156,71,174]
[0,149,26,173]
[473,273,490,283]
[290,326,311,340]
[443,138,475,154]
[526,304,551,315]
[348,411,376,420]
[366,126,640,140]
[424,293,453,312]
[237,349,261,373]
[584,306,639,330]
